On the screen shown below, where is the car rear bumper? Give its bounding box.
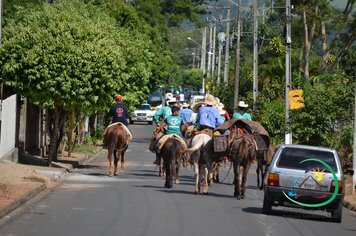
[131,117,153,122]
[265,186,344,210]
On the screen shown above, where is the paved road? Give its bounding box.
[1,123,356,236]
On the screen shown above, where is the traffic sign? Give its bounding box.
[289,89,305,110]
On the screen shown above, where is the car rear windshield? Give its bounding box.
[276,147,338,173]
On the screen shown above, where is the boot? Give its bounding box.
[153,155,161,165]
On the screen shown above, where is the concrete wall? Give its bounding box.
[0,94,17,160]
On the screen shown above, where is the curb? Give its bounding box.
[0,183,46,220]
[343,199,356,212]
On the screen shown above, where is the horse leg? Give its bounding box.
[113,150,119,175]
[241,162,251,199]
[194,162,200,194]
[175,161,180,184]
[107,148,114,177]
[256,162,261,189]
[202,165,209,194]
[164,160,171,188]
[234,159,242,199]
[119,150,125,173]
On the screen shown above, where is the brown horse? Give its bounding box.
[228,128,257,199]
[256,144,279,190]
[160,138,186,188]
[103,122,132,176]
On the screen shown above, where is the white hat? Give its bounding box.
[238,101,248,108]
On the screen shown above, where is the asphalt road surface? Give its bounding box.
[1,123,356,236]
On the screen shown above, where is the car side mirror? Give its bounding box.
[343,169,354,176]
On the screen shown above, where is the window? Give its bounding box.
[277,147,338,173]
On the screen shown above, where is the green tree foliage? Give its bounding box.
[0,0,155,163]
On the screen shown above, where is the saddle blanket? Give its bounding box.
[158,134,187,153]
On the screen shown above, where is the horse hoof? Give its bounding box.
[203,192,208,195]
[175,179,180,184]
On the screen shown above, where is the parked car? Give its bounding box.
[129,104,155,125]
[262,144,352,223]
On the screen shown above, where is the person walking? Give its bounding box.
[232,101,252,121]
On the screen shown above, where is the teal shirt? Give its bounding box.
[232,112,252,121]
[164,115,183,135]
[154,106,172,124]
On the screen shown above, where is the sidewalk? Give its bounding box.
[0,149,104,220]
[0,149,355,221]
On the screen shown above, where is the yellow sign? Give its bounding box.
[289,89,305,110]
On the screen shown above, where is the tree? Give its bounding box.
[0,0,152,164]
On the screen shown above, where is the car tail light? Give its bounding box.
[330,180,343,193]
[267,173,279,186]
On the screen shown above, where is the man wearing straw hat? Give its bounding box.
[232,101,252,121]
[193,93,223,131]
[179,102,193,125]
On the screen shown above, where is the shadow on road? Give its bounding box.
[242,207,334,222]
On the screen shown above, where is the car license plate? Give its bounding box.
[137,113,146,116]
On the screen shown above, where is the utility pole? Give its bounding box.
[217,32,225,85]
[223,7,230,84]
[0,0,2,47]
[207,19,213,78]
[202,27,207,94]
[212,21,216,78]
[353,73,356,194]
[233,0,241,109]
[253,0,259,111]
[285,0,292,144]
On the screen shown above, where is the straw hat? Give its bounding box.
[192,93,218,113]
[238,101,248,108]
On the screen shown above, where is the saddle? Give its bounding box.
[157,134,187,154]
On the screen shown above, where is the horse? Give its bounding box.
[256,144,279,190]
[186,133,214,194]
[228,127,257,200]
[160,137,186,188]
[103,122,132,176]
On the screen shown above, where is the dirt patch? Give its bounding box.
[0,161,61,211]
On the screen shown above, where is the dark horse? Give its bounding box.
[103,122,132,176]
[256,144,279,190]
[228,128,257,199]
[160,138,186,188]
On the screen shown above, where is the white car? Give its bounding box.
[129,104,155,125]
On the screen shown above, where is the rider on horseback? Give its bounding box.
[153,105,185,165]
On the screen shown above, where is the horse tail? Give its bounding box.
[186,139,205,153]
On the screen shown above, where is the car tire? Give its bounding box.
[262,194,272,215]
[148,121,153,125]
[331,203,343,223]
[129,119,134,124]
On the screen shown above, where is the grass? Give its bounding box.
[23,176,46,184]
[72,144,99,155]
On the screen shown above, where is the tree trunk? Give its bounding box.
[320,21,329,73]
[67,109,75,157]
[301,8,317,81]
[47,105,67,166]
